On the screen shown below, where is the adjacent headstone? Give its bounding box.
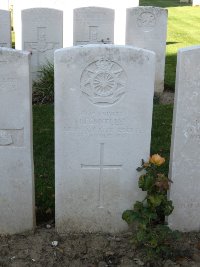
[73,7,114,45]
[193,0,200,6]
[55,45,155,233]
[126,7,168,94]
[0,10,11,48]
[0,48,35,235]
[14,0,139,48]
[168,46,200,232]
[22,8,63,80]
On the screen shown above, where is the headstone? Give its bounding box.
[126,7,168,94]
[73,7,114,45]
[22,8,63,80]
[193,0,200,6]
[0,10,11,48]
[0,48,35,235]
[14,0,139,48]
[55,45,155,233]
[168,46,200,232]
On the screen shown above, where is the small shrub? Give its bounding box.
[122,154,179,262]
[33,62,54,104]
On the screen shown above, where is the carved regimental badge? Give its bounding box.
[81,60,127,105]
[137,12,156,32]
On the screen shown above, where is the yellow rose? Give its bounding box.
[149,154,165,166]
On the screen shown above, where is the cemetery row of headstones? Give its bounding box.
[0,6,168,93]
[1,43,200,235]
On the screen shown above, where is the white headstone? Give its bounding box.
[0,10,11,48]
[168,46,200,232]
[22,8,63,80]
[193,0,200,6]
[0,48,35,235]
[126,7,168,94]
[14,0,139,48]
[73,7,114,45]
[55,45,155,233]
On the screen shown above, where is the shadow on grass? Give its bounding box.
[166,42,180,45]
[165,52,178,92]
[33,104,55,223]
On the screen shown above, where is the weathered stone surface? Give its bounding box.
[0,48,35,235]
[169,46,200,232]
[0,10,11,48]
[55,45,155,233]
[22,8,63,80]
[73,7,114,45]
[126,7,168,93]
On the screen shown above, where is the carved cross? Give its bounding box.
[81,143,122,208]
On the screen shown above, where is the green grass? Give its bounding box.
[33,104,173,221]
[141,0,200,90]
[140,0,191,7]
[33,105,54,221]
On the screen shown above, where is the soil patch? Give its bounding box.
[1,224,200,267]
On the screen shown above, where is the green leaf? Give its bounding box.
[122,210,139,224]
[163,200,174,216]
[136,230,146,242]
[149,238,158,248]
[148,195,163,207]
[133,201,144,212]
[138,174,154,191]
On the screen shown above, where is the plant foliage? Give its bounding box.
[33,62,54,104]
[122,154,179,261]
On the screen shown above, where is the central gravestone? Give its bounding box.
[55,45,155,233]
[22,8,63,80]
[73,7,114,45]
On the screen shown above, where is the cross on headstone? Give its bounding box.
[89,26,98,42]
[24,27,59,67]
[81,143,122,208]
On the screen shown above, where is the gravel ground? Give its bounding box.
[1,91,184,267]
[1,223,200,267]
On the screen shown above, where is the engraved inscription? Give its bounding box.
[0,129,24,147]
[81,143,122,208]
[137,12,156,32]
[0,78,17,92]
[0,131,12,146]
[81,60,127,105]
[24,27,59,74]
[65,111,138,138]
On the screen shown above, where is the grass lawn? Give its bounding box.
[33,104,173,221]
[141,0,200,90]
